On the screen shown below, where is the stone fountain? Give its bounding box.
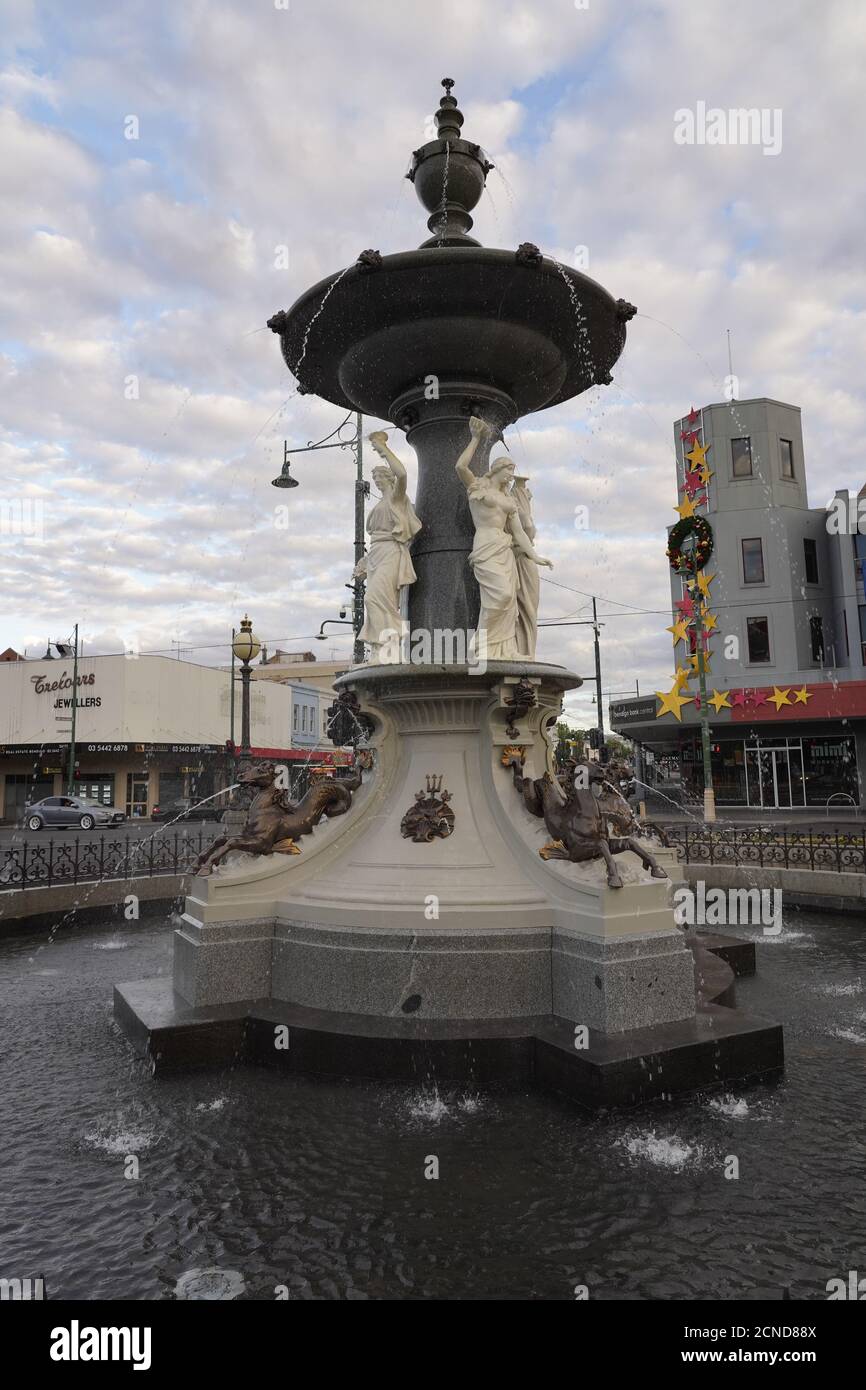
[115,81,782,1107]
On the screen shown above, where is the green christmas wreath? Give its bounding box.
[667,515,714,573]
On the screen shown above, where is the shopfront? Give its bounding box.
[681,733,859,808]
[0,652,338,823]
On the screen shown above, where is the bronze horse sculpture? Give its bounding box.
[502,748,667,890]
[194,759,365,876]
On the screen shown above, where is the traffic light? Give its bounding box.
[589,727,600,749]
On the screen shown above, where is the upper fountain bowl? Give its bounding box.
[267,80,636,428]
[268,246,637,427]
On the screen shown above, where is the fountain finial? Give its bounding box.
[406,78,494,247]
[435,77,464,141]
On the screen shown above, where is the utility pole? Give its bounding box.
[66,622,79,795]
[353,412,366,664]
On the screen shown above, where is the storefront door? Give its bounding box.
[745,743,806,809]
[126,772,149,819]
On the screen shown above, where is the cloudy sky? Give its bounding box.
[2,0,864,725]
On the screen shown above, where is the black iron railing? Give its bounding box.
[664,824,866,874]
[0,831,219,889]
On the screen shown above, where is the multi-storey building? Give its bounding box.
[611,398,865,811]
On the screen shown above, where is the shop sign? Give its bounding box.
[31,670,97,696]
[610,698,658,726]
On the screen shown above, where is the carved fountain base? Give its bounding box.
[114,662,783,1109]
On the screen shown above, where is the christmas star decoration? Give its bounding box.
[768,686,792,711]
[697,464,713,486]
[655,683,694,721]
[685,440,711,470]
[689,652,711,674]
[701,609,718,632]
[696,569,716,599]
[680,429,700,445]
[731,690,748,708]
[751,688,768,708]
[674,665,691,689]
[687,405,699,425]
[792,685,812,705]
[675,493,701,519]
[683,469,705,498]
[667,616,691,644]
[709,689,732,713]
[675,594,695,619]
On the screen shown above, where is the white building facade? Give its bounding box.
[0,653,346,822]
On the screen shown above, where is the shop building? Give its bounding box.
[611,398,866,810]
[0,652,345,822]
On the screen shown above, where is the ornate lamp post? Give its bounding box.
[232,615,261,770]
[223,615,260,828]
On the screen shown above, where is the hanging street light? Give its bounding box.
[270,411,369,663]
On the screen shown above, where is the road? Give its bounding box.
[0,819,225,850]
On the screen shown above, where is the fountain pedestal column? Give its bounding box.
[389,384,517,641]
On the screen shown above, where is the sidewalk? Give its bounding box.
[641,799,865,833]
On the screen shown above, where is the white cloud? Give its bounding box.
[0,0,863,722]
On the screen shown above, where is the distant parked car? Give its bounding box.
[151,797,224,824]
[24,796,125,832]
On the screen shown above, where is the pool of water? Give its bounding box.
[1,911,864,1300]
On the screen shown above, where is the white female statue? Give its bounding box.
[455,417,552,660]
[352,430,422,662]
[512,474,540,659]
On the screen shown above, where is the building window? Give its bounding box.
[301,706,307,732]
[804,537,819,584]
[741,537,765,584]
[810,615,825,664]
[747,617,771,663]
[780,438,795,479]
[802,735,858,806]
[293,705,298,731]
[732,436,753,478]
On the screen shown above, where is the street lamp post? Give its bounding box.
[232,615,261,770]
[224,615,260,826]
[272,411,369,663]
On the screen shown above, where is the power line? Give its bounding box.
[540,574,866,620]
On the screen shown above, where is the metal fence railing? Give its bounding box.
[664,824,866,875]
[0,831,219,889]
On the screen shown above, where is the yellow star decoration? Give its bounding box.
[667,617,691,644]
[698,464,714,486]
[689,652,711,674]
[792,685,812,705]
[709,689,731,713]
[701,607,718,632]
[685,440,711,470]
[655,683,695,721]
[674,665,691,689]
[768,686,792,711]
[675,493,700,519]
[696,569,716,599]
